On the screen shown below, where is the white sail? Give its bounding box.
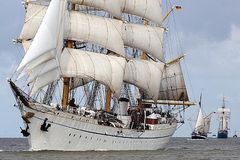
[194,107,205,133]
[218,108,230,130]
[27,0,163,25]
[20,5,125,57]
[123,24,165,61]
[217,108,230,113]
[71,0,122,18]
[122,0,163,25]
[17,0,66,73]
[124,60,164,101]
[19,3,47,40]
[203,116,211,133]
[22,40,32,53]
[31,68,60,95]
[20,7,165,59]
[65,11,125,56]
[26,59,58,84]
[60,48,126,98]
[159,60,189,101]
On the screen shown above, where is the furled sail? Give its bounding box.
[123,24,165,61]
[60,48,126,98]
[124,60,164,101]
[159,60,189,101]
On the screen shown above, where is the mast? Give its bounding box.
[139,19,149,103]
[218,96,230,131]
[140,20,149,60]
[222,97,225,130]
[62,3,75,110]
[16,0,192,109]
[62,40,73,110]
[105,88,112,112]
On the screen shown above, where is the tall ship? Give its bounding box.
[9,0,194,151]
[191,94,214,139]
[217,97,230,138]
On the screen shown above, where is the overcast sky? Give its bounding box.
[0,0,240,137]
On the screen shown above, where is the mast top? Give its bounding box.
[222,97,226,109]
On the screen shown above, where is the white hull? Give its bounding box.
[21,104,177,151]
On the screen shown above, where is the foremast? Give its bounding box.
[62,40,73,110]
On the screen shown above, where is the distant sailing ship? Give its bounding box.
[217,97,230,138]
[9,0,194,151]
[191,94,214,139]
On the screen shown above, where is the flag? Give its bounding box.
[199,93,202,107]
[175,6,182,10]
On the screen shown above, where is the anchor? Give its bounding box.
[40,118,51,132]
[20,124,30,137]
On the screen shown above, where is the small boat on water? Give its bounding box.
[191,94,214,139]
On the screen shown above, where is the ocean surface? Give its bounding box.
[0,137,240,160]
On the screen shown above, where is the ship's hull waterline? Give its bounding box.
[21,104,177,151]
[191,133,207,140]
[217,130,228,139]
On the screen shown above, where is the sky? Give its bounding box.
[0,0,240,137]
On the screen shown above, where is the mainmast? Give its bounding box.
[62,3,76,110]
[105,88,112,112]
[221,97,225,130]
[62,42,72,109]
[139,19,149,106]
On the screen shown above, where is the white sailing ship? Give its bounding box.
[9,0,194,151]
[191,95,214,139]
[191,107,214,139]
[217,97,230,138]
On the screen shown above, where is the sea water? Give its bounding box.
[0,138,239,160]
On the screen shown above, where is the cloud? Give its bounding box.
[183,24,240,79]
